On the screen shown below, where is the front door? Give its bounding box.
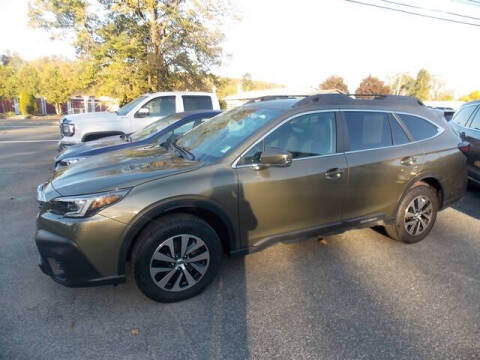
[131,96,177,133]
[234,111,347,247]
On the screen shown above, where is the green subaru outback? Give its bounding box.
[36,94,467,302]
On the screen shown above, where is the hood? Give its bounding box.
[63,111,119,123]
[51,144,202,196]
[56,135,125,161]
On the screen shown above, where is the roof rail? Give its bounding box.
[293,93,424,108]
[245,95,306,104]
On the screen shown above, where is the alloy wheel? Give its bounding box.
[149,234,210,292]
[404,195,433,236]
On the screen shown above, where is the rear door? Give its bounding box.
[463,106,480,181]
[341,110,422,222]
[235,111,348,246]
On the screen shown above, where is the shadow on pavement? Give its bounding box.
[452,182,480,220]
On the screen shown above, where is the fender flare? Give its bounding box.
[116,196,238,275]
[393,172,446,219]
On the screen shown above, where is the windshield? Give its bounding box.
[130,113,183,141]
[176,106,283,162]
[117,96,147,116]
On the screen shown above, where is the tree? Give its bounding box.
[355,75,391,96]
[320,75,349,93]
[37,59,82,114]
[29,0,231,102]
[15,63,40,95]
[389,73,415,95]
[459,90,480,102]
[241,73,254,92]
[0,53,24,100]
[19,91,38,115]
[412,69,431,101]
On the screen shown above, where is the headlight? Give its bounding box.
[61,157,87,166]
[61,120,75,137]
[50,189,130,218]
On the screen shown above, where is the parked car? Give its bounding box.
[36,94,467,302]
[428,106,456,122]
[449,100,480,184]
[58,92,220,150]
[55,110,221,170]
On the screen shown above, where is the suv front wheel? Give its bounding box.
[132,214,222,302]
[385,183,439,244]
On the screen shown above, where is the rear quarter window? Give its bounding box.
[182,96,213,111]
[397,114,439,141]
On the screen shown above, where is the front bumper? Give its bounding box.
[35,211,127,288]
[36,229,125,287]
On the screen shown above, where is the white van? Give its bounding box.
[59,92,220,149]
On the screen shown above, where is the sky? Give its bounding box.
[1,0,479,96]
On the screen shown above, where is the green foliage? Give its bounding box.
[29,0,232,102]
[412,69,431,101]
[355,75,391,96]
[459,90,480,102]
[241,73,254,92]
[19,91,38,115]
[37,58,88,114]
[320,75,349,93]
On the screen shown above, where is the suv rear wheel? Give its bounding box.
[385,183,439,243]
[132,214,222,302]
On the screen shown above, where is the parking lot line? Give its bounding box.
[0,140,58,143]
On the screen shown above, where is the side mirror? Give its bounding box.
[135,108,150,118]
[255,148,292,170]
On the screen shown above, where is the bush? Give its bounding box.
[19,92,38,115]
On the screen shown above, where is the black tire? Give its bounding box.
[385,183,439,244]
[132,213,222,302]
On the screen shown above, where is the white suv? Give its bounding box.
[59,92,220,149]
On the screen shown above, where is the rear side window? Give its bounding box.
[452,106,476,127]
[182,96,213,111]
[390,117,410,145]
[344,111,392,151]
[397,114,439,141]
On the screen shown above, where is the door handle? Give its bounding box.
[400,156,417,166]
[324,168,344,180]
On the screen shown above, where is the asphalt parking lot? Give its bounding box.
[0,119,479,360]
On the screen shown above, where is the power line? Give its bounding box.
[379,0,480,21]
[344,0,480,27]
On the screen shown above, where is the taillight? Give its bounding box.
[458,141,470,155]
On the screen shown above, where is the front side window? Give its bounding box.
[176,106,284,162]
[141,96,176,117]
[117,96,147,116]
[173,121,195,135]
[452,106,476,127]
[265,112,336,158]
[238,112,336,165]
[344,111,392,151]
[130,113,183,141]
[397,114,439,141]
[182,96,213,111]
[468,108,480,130]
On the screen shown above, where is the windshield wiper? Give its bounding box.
[171,138,195,160]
